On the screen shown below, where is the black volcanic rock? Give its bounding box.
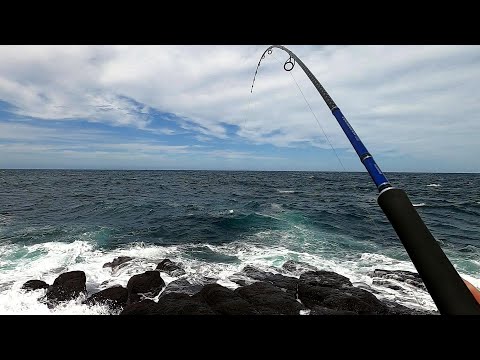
[239,265,270,280]
[127,293,142,304]
[265,273,298,293]
[282,260,318,274]
[320,287,390,314]
[373,269,426,290]
[234,265,299,292]
[372,279,403,291]
[22,280,49,292]
[103,256,133,270]
[156,259,186,276]
[155,293,216,315]
[86,285,128,309]
[120,299,160,315]
[297,282,340,308]
[194,284,257,315]
[310,306,357,315]
[228,274,255,287]
[353,282,384,295]
[235,281,305,315]
[126,271,165,303]
[37,263,435,315]
[298,273,389,314]
[299,270,353,289]
[381,300,435,315]
[46,271,87,304]
[161,279,203,297]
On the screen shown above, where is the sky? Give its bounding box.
[0,45,479,172]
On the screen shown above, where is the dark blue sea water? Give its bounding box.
[0,170,479,314]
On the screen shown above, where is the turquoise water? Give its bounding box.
[0,170,478,314]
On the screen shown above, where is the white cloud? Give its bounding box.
[145,127,176,135]
[0,121,280,169]
[0,121,111,142]
[1,45,480,170]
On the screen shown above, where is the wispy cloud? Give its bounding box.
[0,45,479,171]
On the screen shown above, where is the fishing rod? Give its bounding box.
[251,45,480,315]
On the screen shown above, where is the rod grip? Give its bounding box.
[378,188,480,315]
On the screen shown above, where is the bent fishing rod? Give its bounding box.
[252,45,480,315]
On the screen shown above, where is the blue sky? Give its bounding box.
[0,45,479,172]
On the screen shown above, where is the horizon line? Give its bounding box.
[1,168,479,174]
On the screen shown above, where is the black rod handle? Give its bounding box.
[378,188,480,314]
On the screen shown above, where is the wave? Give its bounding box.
[413,203,426,207]
[277,190,296,194]
[3,233,473,314]
[270,203,284,212]
[213,212,285,231]
[426,184,441,187]
[0,213,14,226]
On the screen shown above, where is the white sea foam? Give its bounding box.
[270,203,284,212]
[426,184,441,187]
[207,241,440,311]
[0,240,182,314]
[1,233,478,314]
[413,203,426,207]
[277,190,296,194]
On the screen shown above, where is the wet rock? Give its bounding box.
[230,269,256,287]
[161,279,203,297]
[239,265,274,281]
[372,279,403,291]
[266,273,298,293]
[120,299,160,315]
[156,293,216,315]
[194,284,257,315]
[353,282,384,295]
[127,271,165,303]
[298,273,388,314]
[128,293,142,304]
[299,270,353,289]
[85,285,128,309]
[235,281,305,315]
[46,271,87,304]
[320,287,390,314]
[22,280,49,292]
[373,269,426,290]
[103,256,133,270]
[282,260,319,274]
[228,276,253,287]
[310,306,357,315]
[234,265,298,292]
[297,282,340,308]
[381,300,436,315]
[198,277,219,285]
[156,259,186,276]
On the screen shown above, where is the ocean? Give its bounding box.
[0,170,479,314]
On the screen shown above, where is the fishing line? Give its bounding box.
[270,52,346,172]
[248,45,480,315]
[255,50,409,302]
[268,52,388,244]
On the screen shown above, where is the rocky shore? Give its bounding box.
[21,258,436,315]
